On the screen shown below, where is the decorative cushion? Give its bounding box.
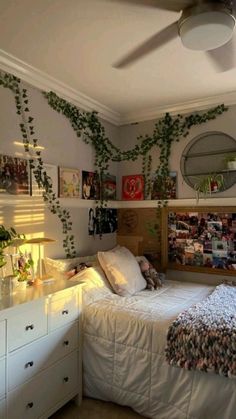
[97,246,146,296]
[45,254,98,280]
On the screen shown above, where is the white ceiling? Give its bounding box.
[1,0,236,124]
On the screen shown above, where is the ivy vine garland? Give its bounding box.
[44,90,227,207]
[0,71,76,258]
[0,70,228,259]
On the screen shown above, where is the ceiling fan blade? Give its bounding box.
[109,0,195,12]
[206,37,236,72]
[113,21,178,68]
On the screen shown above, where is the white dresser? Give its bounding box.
[0,280,82,419]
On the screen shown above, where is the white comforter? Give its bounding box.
[80,271,236,419]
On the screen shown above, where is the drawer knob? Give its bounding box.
[62,309,69,315]
[63,340,69,346]
[63,376,69,383]
[27,402,34,409]
[25,324,34,331]
[25,361,34,368]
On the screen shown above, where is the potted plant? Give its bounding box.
[0,225,22,270]
[224,154,236,170]
[193,173,225,202]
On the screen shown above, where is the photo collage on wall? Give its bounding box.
[168,211,236,271]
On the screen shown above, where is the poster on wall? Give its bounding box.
[167,210,236,271]
[151,171,177,200]
[0,154,29,195]
[82,171,100,200]
[122,174,144,200]
[59,167,80,198]
[88,207,117,236]
[30,163,58,196]
[101,173,116,200]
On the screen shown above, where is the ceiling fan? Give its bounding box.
[113,0,236,71]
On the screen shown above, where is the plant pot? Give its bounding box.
[227,161,236,170]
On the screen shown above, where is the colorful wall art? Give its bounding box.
[122,174,144,200]
[151,171,177,200]
[82,171,100,200]
[0,154,29,195]
[59,167,80,198]
[166,208,236,274]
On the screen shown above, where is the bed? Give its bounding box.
[69,261,235,419]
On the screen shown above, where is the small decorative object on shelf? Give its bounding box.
[224,154,236,170]
[193,173,225,202]
[13,252,34,287]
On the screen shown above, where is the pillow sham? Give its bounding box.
[45,254,98,280]
[97,246,146,297]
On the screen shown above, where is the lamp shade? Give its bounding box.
[179,10,235,51]
[25,238,55,244]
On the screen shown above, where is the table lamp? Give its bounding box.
[25,237,55,284]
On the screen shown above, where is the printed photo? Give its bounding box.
[30,164,58,196]
[88,208,117,236]
[0,154,29,195]
[59,167,80,198]
[82,171,100,200]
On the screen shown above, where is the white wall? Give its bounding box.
[0,81,119,259]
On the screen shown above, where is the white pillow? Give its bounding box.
[70,266,113,305]
[97,246,146,296]
[45,254,98,280]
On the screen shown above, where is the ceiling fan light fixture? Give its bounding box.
[179,10,235,51]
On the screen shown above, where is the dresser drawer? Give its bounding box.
[49,290,79,331]
[8,351,79,419]
[0,321,6,357]
[8,322,78,391]
[0,398,6,419]
[0,359,6,398]
[8,300,48,352]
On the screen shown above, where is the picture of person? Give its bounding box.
[0,154,29,195]
[88,208,95,236]
[82,171,100,200]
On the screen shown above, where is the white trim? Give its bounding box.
[1,49,236,126]
[0,49,121,126]
[119,91,236,125]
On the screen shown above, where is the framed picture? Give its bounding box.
[101,173,116,200]
[30,164,58,196]
[151,171,177,200]
[0,154,30,195]
[59,167,80,198]
[82,171,100,200]
[122,174,144,200]
[163,206,236,276]
[88,207,117,236]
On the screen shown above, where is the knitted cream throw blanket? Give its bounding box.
[165,284,236,378]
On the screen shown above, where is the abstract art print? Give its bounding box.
[82,171,100,200]
[59,167,80,198]
[0,154,29,195]
[122,174,144,200]
[167,208,236,273]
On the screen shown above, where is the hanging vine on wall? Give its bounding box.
[0,71,76,258]
[44,90,227,207]
[0,70,228,256]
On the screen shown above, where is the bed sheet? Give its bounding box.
[82,280,236,419]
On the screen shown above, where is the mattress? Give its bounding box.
[82,278,236,419]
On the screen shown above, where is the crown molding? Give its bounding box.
[1,49,236,127]
[0,49,121,126]
[119,91,236,125]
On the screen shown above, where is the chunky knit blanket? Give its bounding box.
[166,284,236,378]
